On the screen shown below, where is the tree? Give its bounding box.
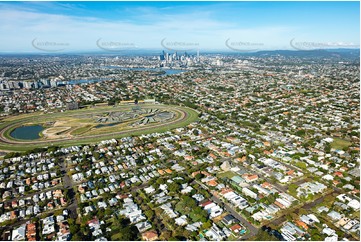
[160,230,172,240]
[295,129,306,137]
[266,195,276,204]
[259,116,269,124]
[290,213,299,221]
[324,143,331,153]
[93,152,100,160]
[312,234,322,241]
[299,208,307,215]
[254,230,278,241]
[156,178,165,185]
[192,129,199,136]
[189,207,208,222]
[323,195,334,205]
[195,173,205,180]
[117,226,139,241]
[168,182,180,193]
[288,184,298,196]
[202,220,212,229]
[104,208,113,216]
[71,232,83,241]
[309,228,322,241]
[113,217,131,229]
[144,210,154,220]
[30,216,39,222]
[296,161,307,169]
[4,152,21,159]
[69,223,80,235]
[63,189,71,200]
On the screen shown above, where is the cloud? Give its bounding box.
[0,2,357,53]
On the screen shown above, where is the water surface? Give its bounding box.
[10,125,44,140]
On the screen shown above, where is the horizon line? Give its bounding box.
[0,47,359,56]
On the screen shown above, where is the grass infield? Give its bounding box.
[0,104,198,151]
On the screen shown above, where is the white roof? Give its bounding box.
[348,199,360,210]
[322,174,334,180]
[12,224,26,241]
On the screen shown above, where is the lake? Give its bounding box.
[10,125,44,140]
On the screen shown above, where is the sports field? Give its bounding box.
[0,104,198,151]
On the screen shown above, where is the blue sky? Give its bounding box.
[0,1,359,53]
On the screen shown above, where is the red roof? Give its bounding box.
[286,170,295,175]
[274,201,285,209]
[220,188,233,195]
[142,231,158,241]
[334,171,343,177]
[230,224,242,231]
[87,218,99,225]
[200,200,212,207]
[295,220,309,230]
[208,180,218,187]
[261,182,272,189]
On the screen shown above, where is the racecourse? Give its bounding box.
[0,104,198,151]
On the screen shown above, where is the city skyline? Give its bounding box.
[0,1,359,53]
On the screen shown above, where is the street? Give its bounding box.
[60,159,78,219]
[211,195,259,240]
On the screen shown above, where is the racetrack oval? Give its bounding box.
[0,104,198,151]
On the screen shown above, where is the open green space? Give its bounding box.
[217,171,237,179]
[330,138,352,150]
[70,125,94,136]
[0,104,198,152]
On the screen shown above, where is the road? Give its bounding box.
[266,189,339,228]
[211,195,258,240]
[0,158,79,228]
[192,179,259,239]
[60,159,78,219]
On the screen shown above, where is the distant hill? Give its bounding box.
[220,48,359,60]
[253,49,359,58]
[0,48,359,59]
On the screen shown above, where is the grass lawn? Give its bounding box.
[217,171,237,179]
[71,125,94,136]
[227,234,241,241]
[111,232,123,241]
[106,217,115,224]
[331,138,352,150]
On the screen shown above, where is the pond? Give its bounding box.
[95,122,122,129]
[10,125,44,140]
